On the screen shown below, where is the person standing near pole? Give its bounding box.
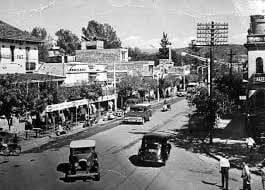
[219,155,230,190]
[259,164,265,190]
[242,162,251,190]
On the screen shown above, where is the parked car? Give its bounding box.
[115,109,124,117]
[0,131,21,156]
[138,133,171,165]
[123,103,152,124]
[64,140,100,181]
[176,91,186,97]
[103,111,116,121]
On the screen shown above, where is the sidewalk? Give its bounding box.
[197,113,263,176]
[170,110,264,177]
[12,96,179,153]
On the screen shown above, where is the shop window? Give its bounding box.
[10,46,15,62]
[256,57,264,73]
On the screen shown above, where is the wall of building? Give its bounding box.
[37,62,65,76]
[248,50,265,78]
[76,48,128,63]
[0,42,39,74]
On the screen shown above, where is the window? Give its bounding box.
[121,51,126,61]
[256,57,264,73]
[10,46,15,62]
[26,62,36,71]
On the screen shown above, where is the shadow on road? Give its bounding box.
[56,162,95,183]
[129,155,164,168]
[201,180,222,188]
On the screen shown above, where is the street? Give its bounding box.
[0,99,261,190]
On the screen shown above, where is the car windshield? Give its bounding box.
[71,147,93,154]
[143,142,161,149]
[130,107,145,112]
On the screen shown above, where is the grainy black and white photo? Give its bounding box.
[0,0,265,189]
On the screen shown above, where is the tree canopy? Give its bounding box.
[55,29,80,55]
[158,32,171,60]
[82,20,121,49]
[31,27,49,62]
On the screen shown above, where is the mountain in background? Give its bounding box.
[129,44,247,66]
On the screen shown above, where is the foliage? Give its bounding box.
[215,73,245,107]
[31,27,49,62]
[31,27,47,40]
[55,29,80,55]
[188,86,220,144]
[117,76,141,100]
[158,32,171,59]
[82,20,121,49]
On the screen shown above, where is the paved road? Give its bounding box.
[0,99,262,190]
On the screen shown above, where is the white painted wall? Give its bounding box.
[248,50,265,78]
[0,42,39,74]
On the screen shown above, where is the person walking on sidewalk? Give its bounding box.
[241,162,251,190]
[259,164,265,190]
[219,155,230,190]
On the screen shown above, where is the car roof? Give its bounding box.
[143,132,169,139]
[70,140,96,148]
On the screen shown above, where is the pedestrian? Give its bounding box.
[219,155,230,190]
[246,137,255,151]
[241,162,251,190]
[259,164,265,190]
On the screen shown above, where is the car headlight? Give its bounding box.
[74,162,79,167]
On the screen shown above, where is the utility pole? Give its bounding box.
[196,21,228,144]
[229,49,236,76]
[197,21,228,96]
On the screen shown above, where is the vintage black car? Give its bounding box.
[138,133,171,165]
[124,103,152,124]
[64,140,100,181]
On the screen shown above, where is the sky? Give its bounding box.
[0,0,265,49]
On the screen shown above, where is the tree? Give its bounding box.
[117,76,142,107]
[31,27,47,40]
[215,73,245,114]
[158,32,171,60]
[188,86,220,144]
[31,27,49,62]
[82,20,121,49]
[55,29,80,55]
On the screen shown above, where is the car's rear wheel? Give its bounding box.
[13,146,21,156]
[94,173,100,181]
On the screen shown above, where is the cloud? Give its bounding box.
[122,35,160,49]
[230,33,247,44]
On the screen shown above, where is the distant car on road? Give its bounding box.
[103,111,116,121]
[176,91,186,97]
[123,103,152,124]
[63,140,100,182]
[138,133,171,165]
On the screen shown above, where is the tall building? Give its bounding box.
[245,15,265,139]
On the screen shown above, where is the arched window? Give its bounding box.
[256,57,264,73]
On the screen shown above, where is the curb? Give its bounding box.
[201,144,261,176]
